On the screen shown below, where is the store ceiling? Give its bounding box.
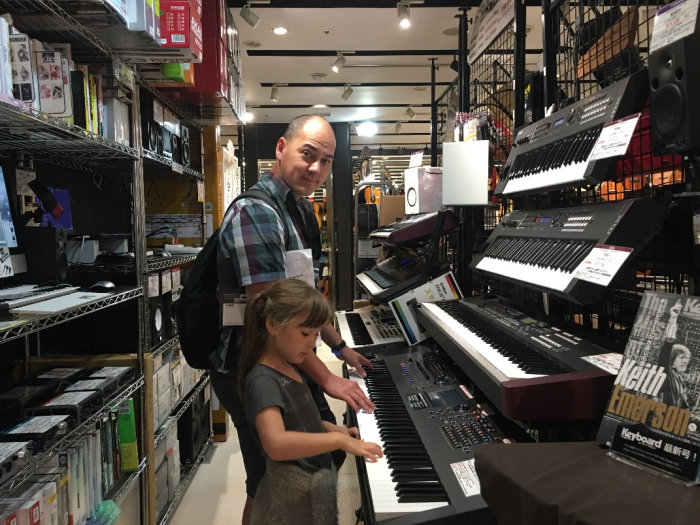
[224,1,544,155]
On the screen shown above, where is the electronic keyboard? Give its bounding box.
[494,70,648,196]
[369,210,459,246]
[347,345,516,524]
[335,305,404,350]
[470,198,665,304]
[415,296,618,421]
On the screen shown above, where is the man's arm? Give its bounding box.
[320,323,373,378]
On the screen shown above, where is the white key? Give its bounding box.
[420,303,544,383]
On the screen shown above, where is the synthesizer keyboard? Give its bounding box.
[415,296,618,421]
[471,198,665,304]
[356,254,437,303]
[335,305,404,351]
[494,70,648,196]
[369,210,459,246]
[347,345,515,524]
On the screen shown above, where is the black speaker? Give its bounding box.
[148,295,165,348]
[177,390,203,464]
[162,127,173,160]
[181,125,190,167]
[163,291,179,339]
[140,93,164,155]
[19,226,68,283]
[649,33,700,154]
[170,133,181,164]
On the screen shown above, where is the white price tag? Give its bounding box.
[572,244,633,286]
[589,113,640,161]
[649,0,699,54]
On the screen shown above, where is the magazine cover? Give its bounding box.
[597,291,700,481]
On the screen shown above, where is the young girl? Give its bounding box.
[239,279,382,525]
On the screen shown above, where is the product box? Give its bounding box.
[117,398,139,472]
[389,271,463,345]
[404,166,443,215]
[378,195,406,226]
[163,36,228,104]
[159,0,203,62]
[202,0,227,43]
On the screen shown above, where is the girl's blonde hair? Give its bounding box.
[238,279,332,399]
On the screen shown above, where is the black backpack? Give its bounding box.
[175,189,289,369]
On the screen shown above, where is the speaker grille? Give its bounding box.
[654,83,685,139]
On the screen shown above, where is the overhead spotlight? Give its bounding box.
[397,2,411,29]
[405,105,416,119]
[240,3,261,29]
[331,52,346,73]
[395,121,402,133]
[450,54,459,72]
[269,85,279,102]
[341,83,354,101]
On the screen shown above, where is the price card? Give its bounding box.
[572,244,633,286]
[408,150,424,168]
[589,113,640,161]
[649,0,699,54]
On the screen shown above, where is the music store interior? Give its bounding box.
[0,0,698,524]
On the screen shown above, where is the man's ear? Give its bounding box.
[275,137,287,161]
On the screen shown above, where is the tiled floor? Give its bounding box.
[170,344,362,525]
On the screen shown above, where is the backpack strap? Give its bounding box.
[233,189,290,246]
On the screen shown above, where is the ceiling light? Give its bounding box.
[397,2,411,29]
[341,84,353,101]
[270,85,279,102]
[240,3,261,29]
[331,53,346,73]
[357,122,378,136]
[244,111,254,122]
[395,121,402,133]
[272,26,287,35]
[312,104,328,108]
[405,105,416,119]
[310,72,327,82]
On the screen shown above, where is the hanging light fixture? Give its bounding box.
[269,85,279,102]
[450,54,459,72]
[341,83,354,101]
[395,121,402,133]
[405,105,416,119]
[240,3,261,29]
[331,52,346,73]
[397,2,411,29]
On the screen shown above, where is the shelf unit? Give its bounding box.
[0,375,144,496]
[156,437,213,525]
[0,0,221,523]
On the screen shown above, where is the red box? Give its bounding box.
[202,0,227,42]
[162,37,228,104]
[159,0,203,61]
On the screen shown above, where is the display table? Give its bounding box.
[474,441,699,525]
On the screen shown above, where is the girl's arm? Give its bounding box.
[322,420,360,439]
[256,406,382,462]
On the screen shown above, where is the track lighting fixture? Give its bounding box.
[341,83,354,101]
[270,85,279,102]
[450,54,459,72]
[395,121,402,133]
[331,52,346,73]
[405,105,416,119]
[397,2,411,29]
[240,3,261,29]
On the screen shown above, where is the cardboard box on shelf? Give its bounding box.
[378,195,406,226]
[157,0,203,62]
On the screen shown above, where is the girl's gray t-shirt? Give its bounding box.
[245,363,333,472]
